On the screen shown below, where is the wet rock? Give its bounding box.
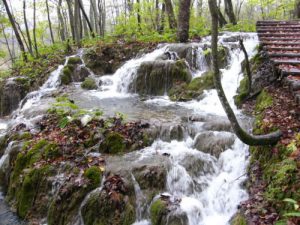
[170,125,185,141]
[202,119,232,132]
[73,66,90,82]
[81,174,135,225]
[193,131,235,157]
[99,131,126,154]
[150,197,188,225]
[131,60,192,96]
[168,71,214,101]
[81,77,97,90]
[0,77,30,116]
[204,45,229,69]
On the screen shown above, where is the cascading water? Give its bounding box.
[0,32,258,225]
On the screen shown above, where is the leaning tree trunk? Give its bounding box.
[239,39,251,96]
[164,0,177,29]
[208,0,282,146]
[2,0,27,61]
[0,22,14,62]
[78,0,95,37]
[177,0,191,43]
[224,0,237,25]
[46,0,55,44]
[23,0,33,56]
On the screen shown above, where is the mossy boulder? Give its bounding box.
[131,60,192,96]
[234,76,249,108]
[67,56,82,65]
[60,65,73,85]
[0,77,31,116]
[204,45,229,69]
[230,213,247,225]
[81,175,135,225]
[99,132,126,154]
[168,71,214,101]
[81,77,97,90]
[150,198,188,225]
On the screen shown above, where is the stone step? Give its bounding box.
[280,68,300,76]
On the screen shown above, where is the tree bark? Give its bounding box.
[78,0,95,37]
[136,0,142,32]
[90,0,100,34]
[33,0,39,56]
[98,0,106,37]
[23,0,33,56]
[164,0,177,29]
[66,0,76,41]
[0,22,14,62]
[208,0,282,146]
[74,0,81,44]
[224,0,237,25]
[2,0,27,61]
[295,0,300,18]
[177,0,192,43]
[158,3,166,34]
[46,0,55,44]
[57,0,66,41]
[217,7,227,27]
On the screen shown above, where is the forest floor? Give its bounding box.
[239,68,300,224]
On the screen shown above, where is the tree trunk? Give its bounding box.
[208,0,282,146]
[217,7,227,27]
[158,3,166,33]
[98,0,106,37]
[57,0,66,41]
[46,0,55,44]
[33,0,39,56]
[136,0,142,31]
[2,0,27,61]
[197,0,203,17]
[295,0,300,18]
[90,0,100,34]
[66,0,76,41]
[0,22,14,62]
[23,0,33,56]
[164,0,177,29]
[224,0,237,25]
[74,0,81,44]
[177,0,191,43]
[78,0,95,37]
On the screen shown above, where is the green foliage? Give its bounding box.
[222,20,256,32]
[255,89,273,112]
[234,77,249,107]
[150,199,167,225]
[231,213,247,225]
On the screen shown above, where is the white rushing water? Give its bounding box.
[0,32,258,225]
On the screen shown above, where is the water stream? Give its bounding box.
[0,32,258,225]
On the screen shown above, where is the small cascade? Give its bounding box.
[131,174,148,222]
[0,141,16,171]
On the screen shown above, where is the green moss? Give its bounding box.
[81,77,97,90]
[99,132,126,154]
[44,143,61,159]
[67,56,81,65]
[168,71,214,101]
[61,66,72,85]
[234,77,249,107]
[231,213,247,225]
[84,166,102,188]
[17,166,52,218]
[150,199,167,225]
[255,89,273,112]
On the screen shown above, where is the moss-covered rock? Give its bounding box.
[204,45,229,69]
[231,213,247,225]
[150,199,168,225]
[81,175,135,225]
[168,71,214,101]
[84,166,102,188]
[60,65,73,85]
[81,77,97,90]
[255,89,273,112]
[67,56,82,65]
[99,132,126,154]
[234,76,249,108]
[131,60,192,96]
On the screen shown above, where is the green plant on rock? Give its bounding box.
[84,166,102,188]
[234,76,249,107]
[255,89,273,112]
[231,213,247,225]
[99,132,126,154]
[81,77,97,90]
[150,199,167,225]
[67,56,81,65]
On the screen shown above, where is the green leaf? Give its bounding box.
[275,220,287,225]
[59,117,69,129]
[284,212,300,217]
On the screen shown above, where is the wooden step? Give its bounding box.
[273,60,300,65]
[268,53,300,58]
[260,37,300,41]
[257,29,300,33]
[265,46,300,51]
[280,68,300,76]
[261,42,300,46]
[258,33,300,37]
